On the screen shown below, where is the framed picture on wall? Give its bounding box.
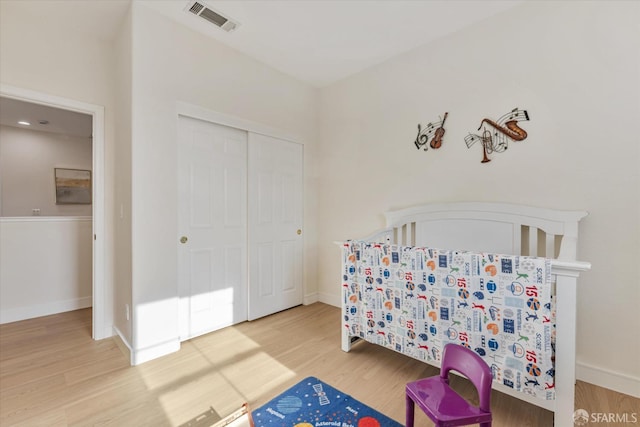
[54,168,92,204]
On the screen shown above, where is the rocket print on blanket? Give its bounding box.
[342,241,556,401]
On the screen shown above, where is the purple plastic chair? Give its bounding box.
[406,344,493,427]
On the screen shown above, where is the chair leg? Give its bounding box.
[405,394,415,427]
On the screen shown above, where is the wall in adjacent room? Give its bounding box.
[0,217,92,324]
[0,125,92,217]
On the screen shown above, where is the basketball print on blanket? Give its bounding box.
[342,241,555,401]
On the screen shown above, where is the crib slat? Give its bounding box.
[410,222,416,246]
[513,224,522,255]
[521,225,529,255]
[529,226,537,256]
[546,233,555,258]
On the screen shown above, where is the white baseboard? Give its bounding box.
[317,291,340,308]
[113,326,133,365]
[131,337,181,366]
[303,292,319,305]
[114,325,181,367]
[0,296,92,324]
[98,324,114,340]
[577,361,640,398]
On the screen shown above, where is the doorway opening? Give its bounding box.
[0,84,107,339]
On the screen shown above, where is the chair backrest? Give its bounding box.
[440,343,493,412]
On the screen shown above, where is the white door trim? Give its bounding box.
[176,101,302,144]
[0,83,108,340]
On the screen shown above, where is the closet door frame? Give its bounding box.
[176,101,305,324]
[177,103,300,145]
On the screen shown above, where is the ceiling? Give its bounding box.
[143,0,522,87]
[0,97,92,139]
[0,0,522,137]
[2,0,523,88]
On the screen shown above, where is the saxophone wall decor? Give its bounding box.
[464,108,530,163]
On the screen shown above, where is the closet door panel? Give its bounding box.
[178,116,248,340]
[248,133,303,320]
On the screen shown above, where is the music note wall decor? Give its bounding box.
[464,108,530,163]
[414,112,448,151]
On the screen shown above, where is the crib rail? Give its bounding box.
[381,202,587,260]
[373,222,566,259]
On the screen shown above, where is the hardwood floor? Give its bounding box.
[1,303,638,426]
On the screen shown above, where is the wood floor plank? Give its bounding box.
[1,304,638,426]
[2,341,121,388]
[0,373,68,424]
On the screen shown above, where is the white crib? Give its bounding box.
[340,202,591,427]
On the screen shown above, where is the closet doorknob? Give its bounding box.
[297,229,302,235]
[180,236,188,244]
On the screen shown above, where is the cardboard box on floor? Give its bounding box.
[213,404,253,427]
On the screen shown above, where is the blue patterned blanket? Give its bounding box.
[342,241,555,401]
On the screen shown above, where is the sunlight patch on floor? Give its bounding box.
[191,326,261,366]
[136,345,213,390]
[158,370,245,426]
[150,327,294,425]
[219,351,296,402]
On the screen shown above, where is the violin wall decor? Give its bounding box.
[414,112,448,151]
[464,107,530,163]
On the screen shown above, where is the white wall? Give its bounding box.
[113,6,133,349]
[128,3,318,363]
[0,217,92,323]
[317,1,640,397]
[0,125,92,217]
[0,0,117,335]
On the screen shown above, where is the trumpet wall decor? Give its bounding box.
[464,107,530,163]
[414,112,448,151]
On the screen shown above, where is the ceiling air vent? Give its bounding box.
[185,1,239,32]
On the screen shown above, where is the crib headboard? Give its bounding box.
[364,202,588,261]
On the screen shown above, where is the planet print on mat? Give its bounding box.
[252,377,402,427]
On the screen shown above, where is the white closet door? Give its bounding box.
[178,116,248,340]
[248,133,303,320]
